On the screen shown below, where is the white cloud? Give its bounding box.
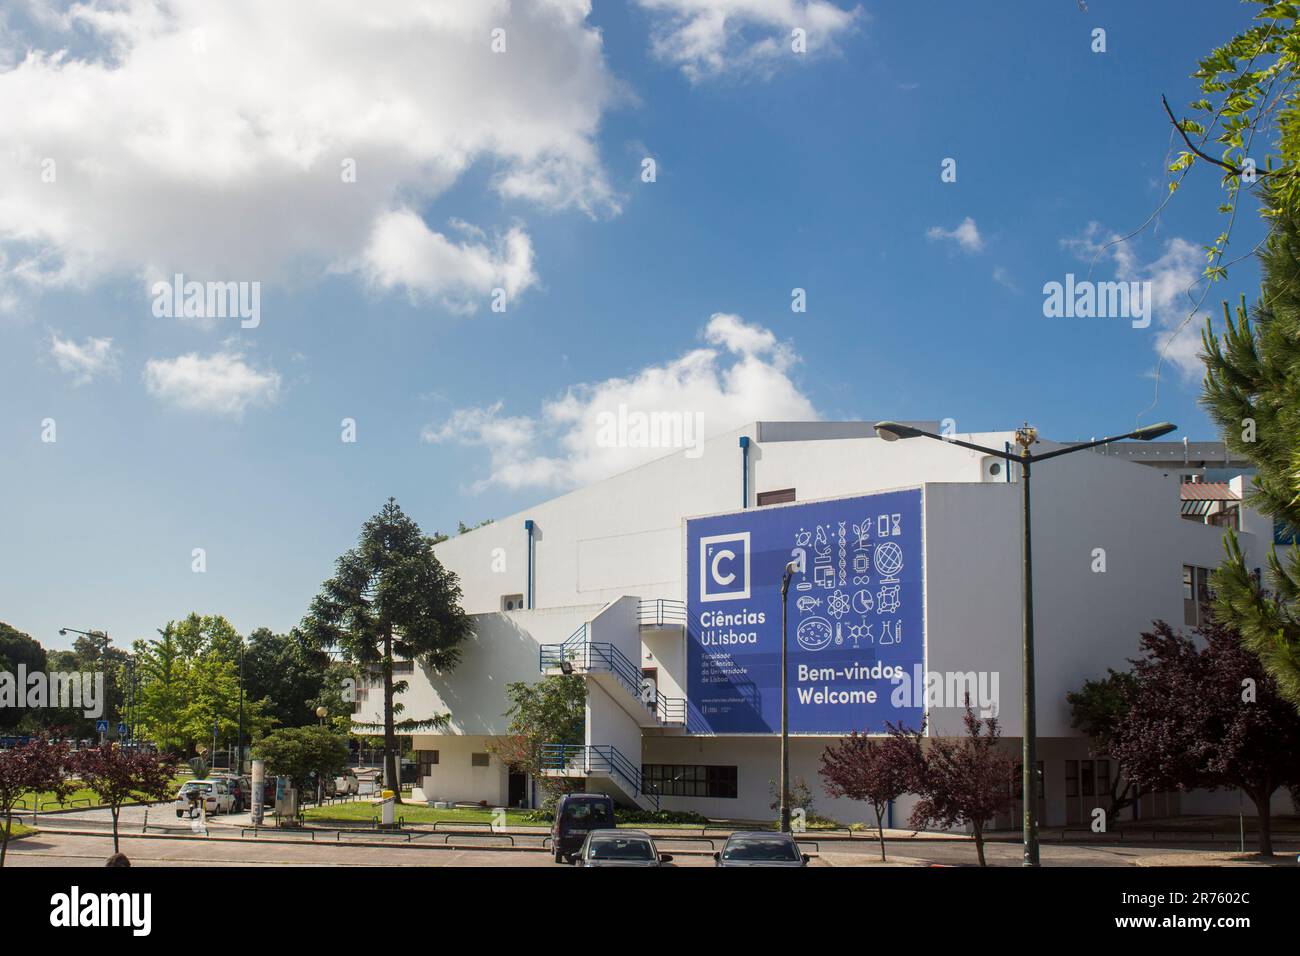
[992,265,1017,292]
[143,348,281,418]
[358,212,537,313]
[425,312,818,490]
[0,0,618,309]
[49,332,118,384]
[637,0,862,81]
[926,217,984,253]
[1062,222,1207,380]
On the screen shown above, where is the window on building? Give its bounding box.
[501,594,525,611]
[757,488,796,506]
[471,752,491,768]
[1012,761,1046,801]
[641,764,738,799]
[1183,565,1213,626]
[415,750,439,779]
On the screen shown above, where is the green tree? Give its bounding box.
[244,627,335,730]
[1164,4,1300,280]
[1202,184,1300,710]
[301,498,472,801]
[133,625,188,753]
[488,675,585,805]
[0,623,47,731]
[132,615,273,756]
[251,726,349,796]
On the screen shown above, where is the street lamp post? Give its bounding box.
[779,558,799,833]
[237,642,245,775]
[872,419,1176,866]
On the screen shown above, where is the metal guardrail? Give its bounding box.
[539,744,660,811]
[539,640,686,726]
[637,599,686,627]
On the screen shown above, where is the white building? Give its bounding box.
[352,422,1283,828]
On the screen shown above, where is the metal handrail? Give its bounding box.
[539,744,659,811]
[637,599,686,627]
[538,639,685,726]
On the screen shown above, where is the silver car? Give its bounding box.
[714,831,809,867]
[577,829,673,867]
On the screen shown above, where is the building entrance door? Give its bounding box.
[508,770,526,808]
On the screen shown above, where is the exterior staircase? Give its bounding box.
[539,744,659,811]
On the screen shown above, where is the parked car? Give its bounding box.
[713,831,810,867]
[576,829,672,867]
[208,773,252,812]
[550,792,616,864]
[327,769,359,796]
[174,779,236,818]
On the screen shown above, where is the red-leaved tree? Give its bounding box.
[1109,620,1300,856]
[0,737,72,867]
[891,703,1016,866]
[72,743,177,853]
[819,727,914,861]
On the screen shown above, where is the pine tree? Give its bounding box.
[1201,184,1300,709]
[301,498,472,801]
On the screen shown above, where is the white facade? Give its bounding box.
[352,422,1280,826]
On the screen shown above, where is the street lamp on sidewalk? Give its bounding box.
[779,557,801,833]
[872,419,1176,865]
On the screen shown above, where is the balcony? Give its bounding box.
[637,598,686,628]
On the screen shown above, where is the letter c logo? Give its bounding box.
[711,549,736,585]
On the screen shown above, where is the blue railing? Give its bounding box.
[539,744,659,810]
[637,599,686,627]
[539,639,685,726]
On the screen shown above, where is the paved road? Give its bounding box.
[7,826,1265,868]
[13,804,1280,868]
[4,830,714,867]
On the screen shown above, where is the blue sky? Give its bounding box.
[0,0,1266,650]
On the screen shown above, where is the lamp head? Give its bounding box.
[874,421,921,442]
[1129,422,1177,441]
[1014,424,1039,452]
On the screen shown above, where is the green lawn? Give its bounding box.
[17,774,193,812]
[2,822,33,839]
[303,801,539,827]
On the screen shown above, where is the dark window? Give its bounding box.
[587,837,654,861]
[757,488,796,506]
[642,764,737,799]
[471,752,490,768]
[722,835,800,862]
[1183,565,1213,626]
[415,749,439,778]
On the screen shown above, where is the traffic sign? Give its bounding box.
[117,722,128,735]
[95,720,108,733]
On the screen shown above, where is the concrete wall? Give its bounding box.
[585,682,644,779]
[351,604,599,735]
[412,734,506,806]
[588,596,640,668]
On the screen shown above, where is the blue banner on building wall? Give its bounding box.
[686,488,925,734]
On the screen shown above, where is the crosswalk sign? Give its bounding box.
[95,720,108,733]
